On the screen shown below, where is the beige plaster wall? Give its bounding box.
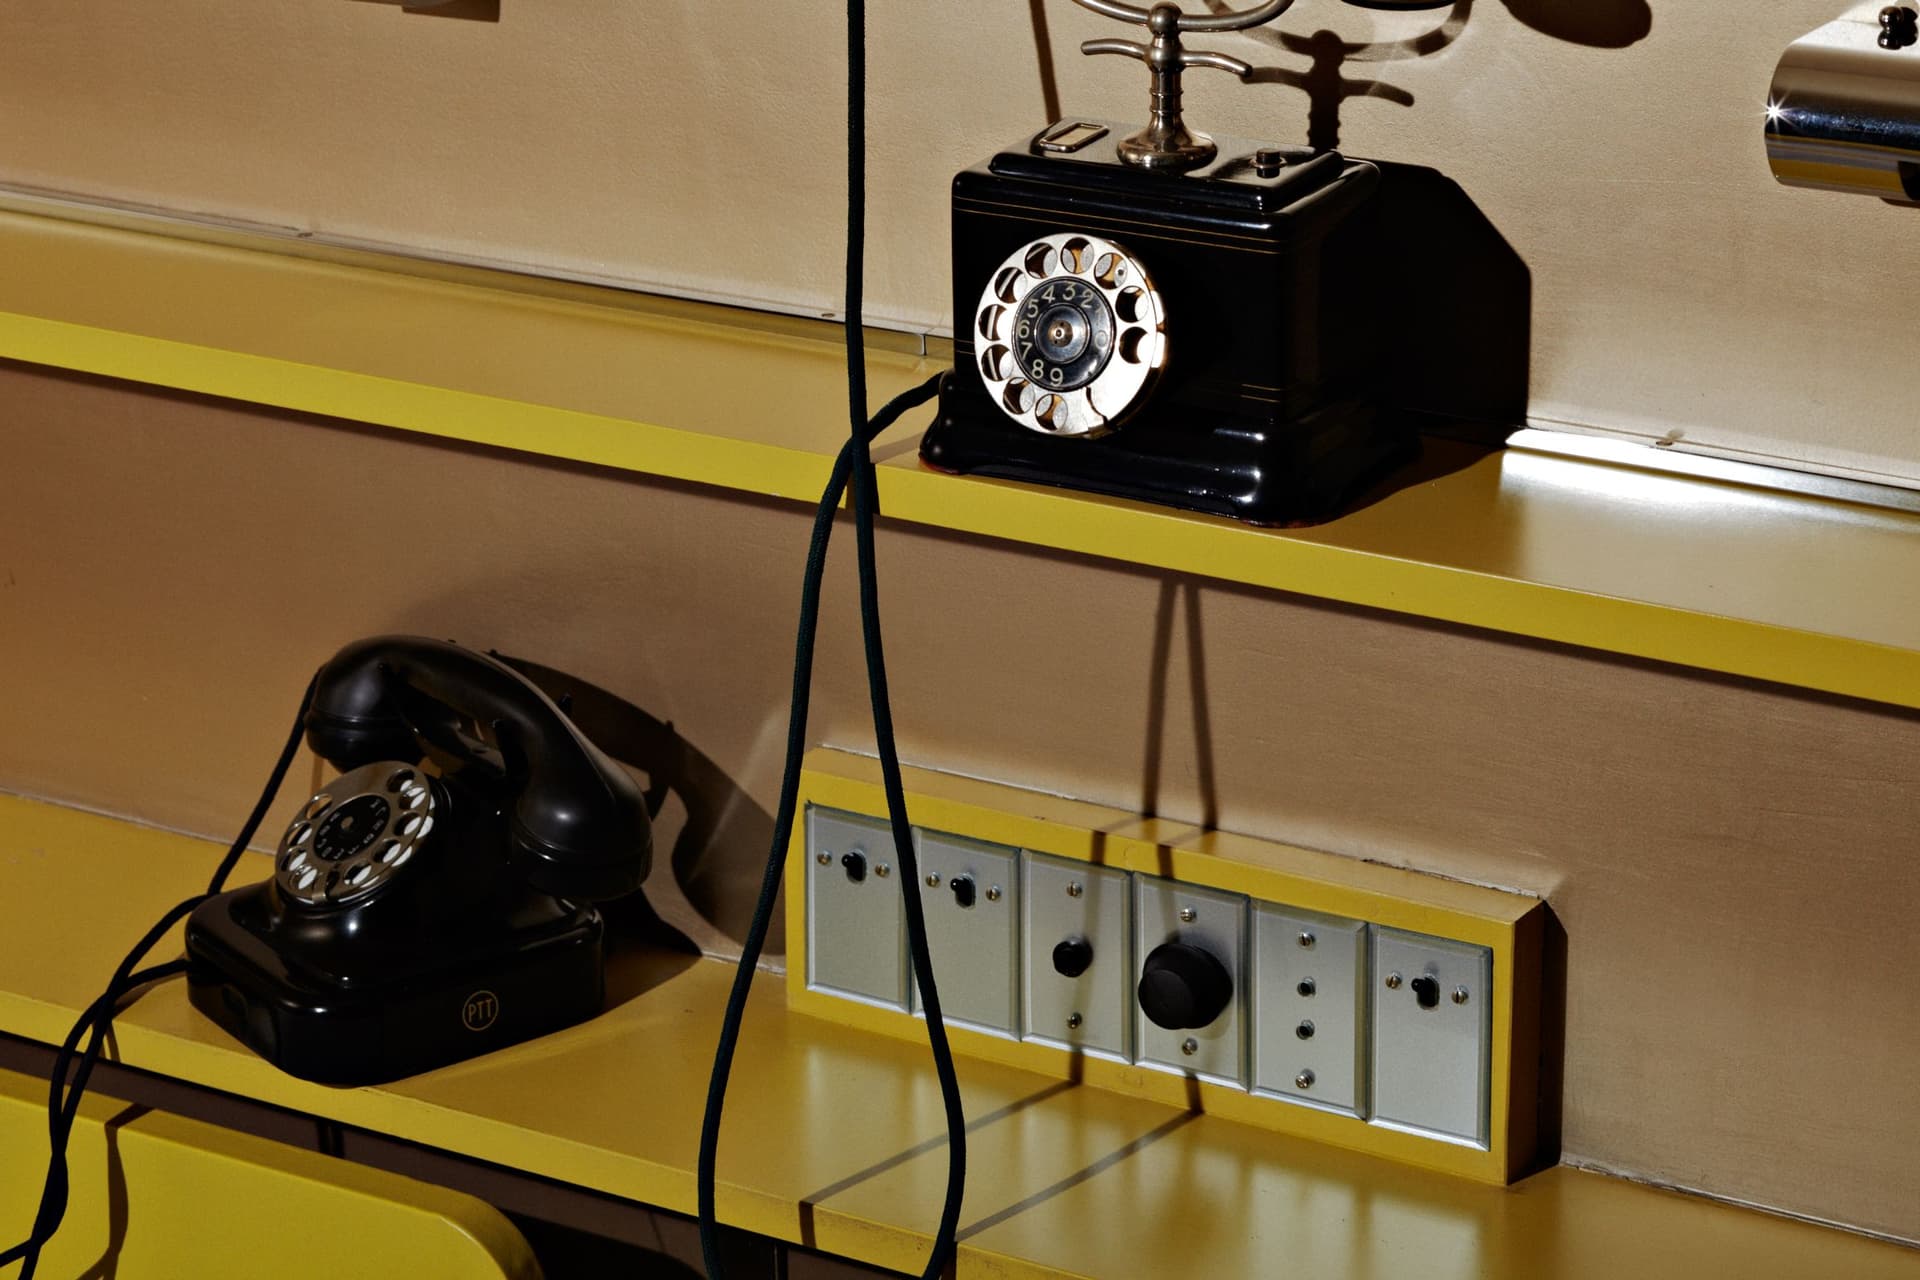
[1,2,1917,480]
[3,361,1919,1242]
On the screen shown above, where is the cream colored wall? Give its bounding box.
[4,362,1920,1243]
[1,1,1917,482]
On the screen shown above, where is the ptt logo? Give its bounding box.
[461,990,500,1031]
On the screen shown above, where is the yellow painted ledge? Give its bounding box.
[3,794,1918,1279]
[6,195,1920,709]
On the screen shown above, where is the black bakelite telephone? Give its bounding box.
[186,636,653,1085]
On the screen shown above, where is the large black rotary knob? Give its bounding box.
[1137,941,1234,1031]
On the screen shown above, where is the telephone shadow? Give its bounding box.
[502,655,778,999]
[1305,158,1534,517]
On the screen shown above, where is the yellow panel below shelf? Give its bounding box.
[0,794,1914,1279]
[0,1067,537,1280]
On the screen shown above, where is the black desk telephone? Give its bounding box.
[924,0,1439,524]
[184,636,653,1085]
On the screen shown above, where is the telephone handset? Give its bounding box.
[185,636,653,1085]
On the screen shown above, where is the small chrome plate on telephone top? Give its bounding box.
[1035,121,1109,154]
[277,760,436,907]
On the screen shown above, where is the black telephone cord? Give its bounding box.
[697,3,969,1276]
[0,674,315,1280]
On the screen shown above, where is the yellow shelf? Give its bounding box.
[5,195,1920,709]
[2,794,1916,1279]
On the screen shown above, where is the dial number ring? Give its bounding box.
[275,759,436,908]
[973,233,1167,438]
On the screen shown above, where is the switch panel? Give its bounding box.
[1134,879,1248,1088]
[1371,927,1493,1147]
[909,831,1021,1036]
[805,807,908,1009]
[1023,852,1131,1060]
[1252,905,1369,1116]
[792,748,1544,1183]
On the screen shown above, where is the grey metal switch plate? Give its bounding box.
[1134,879,1248,1088]
[1253,905,1369,1116]
[1371,927,1493,1147]
[1023,852,1131,1060]
[805,807,908,1010]
[909,831,1021,1036]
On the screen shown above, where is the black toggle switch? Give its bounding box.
[840,850,867,883]
[1052,936,1094,978]
[949,874,976,908]
[1410,974,1441,1009]
[1137,941,1234,1031]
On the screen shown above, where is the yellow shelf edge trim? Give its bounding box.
[5,205,1920,712]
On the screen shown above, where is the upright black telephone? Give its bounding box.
[924,0,1434,524]
[184,636,653,1085]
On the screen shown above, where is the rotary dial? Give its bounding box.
[974,233,1167,438]
[275,760,437,908]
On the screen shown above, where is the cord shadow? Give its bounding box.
[955,1110,1199,1242]
[1028,0,1064,126]
[73,1102,147,1280]
[795,1078,1082,1249]
[1139,578,1219,875]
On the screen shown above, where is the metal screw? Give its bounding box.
[1179,907,1197,923]
[986,885,1002,902]
[1067,882,1083,898]
[1296,1020,1315,1040]
[875,863,891,878]
[1298,931,1315,949]
[1297,978,1316,997]
[1453,986,1469,1005]
[1181,1037,1199,1056]
[815,852,831,866]
[926,873,942,887]
[1068,1012,1083,1030]
[1385,972,1403,989]
[1295,1069,1315,1090]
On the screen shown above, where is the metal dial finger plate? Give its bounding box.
[277,760,436,907]
[974,232,1167,438]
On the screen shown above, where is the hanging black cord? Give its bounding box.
[698,8,969,1275]
[0,673,317,1280]
[695,372,946,1276]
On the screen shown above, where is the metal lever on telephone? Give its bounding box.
[1073,0,1295,171]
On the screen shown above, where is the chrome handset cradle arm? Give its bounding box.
[1072,0,1296,171]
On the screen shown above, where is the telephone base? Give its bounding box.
[186,887,606,1086]
[922,395,1415,525]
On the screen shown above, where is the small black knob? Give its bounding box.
[1052,936,1094,978]
[840,851,867,883]
[1410,974,1441,1009]
[1137,941,1234,1031]
[1883,5,1918,48]
[949,874,976,909]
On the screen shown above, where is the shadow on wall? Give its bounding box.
[1027,0,1651,152]
[502,654,782,956]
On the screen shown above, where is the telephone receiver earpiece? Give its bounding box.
[303,635,652,902]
